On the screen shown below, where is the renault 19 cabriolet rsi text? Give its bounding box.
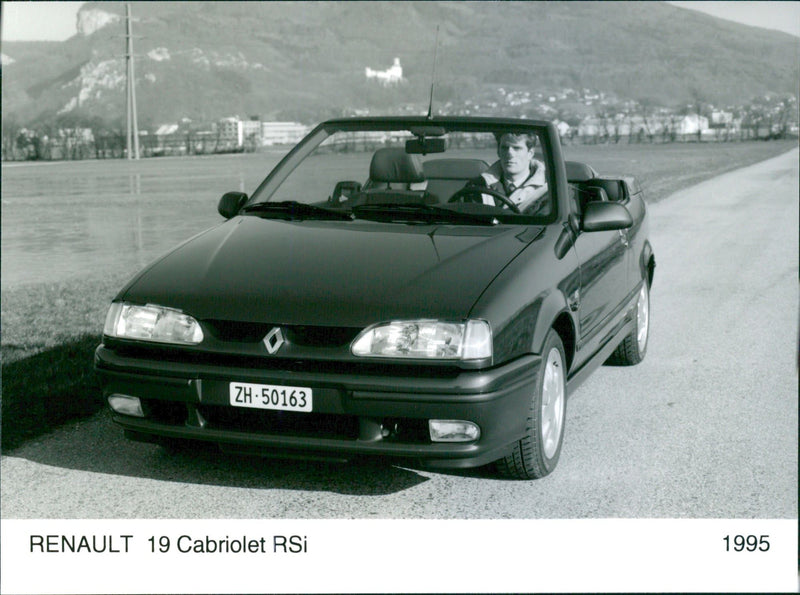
[95,117,655,479]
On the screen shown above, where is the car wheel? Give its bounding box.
[497,329,566,479]
[608,281,650,366]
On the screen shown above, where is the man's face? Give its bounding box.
[497,134,535,178]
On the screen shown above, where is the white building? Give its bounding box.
[554,120,571,137]
[217,117,243,146]
[261,121,310,145]
[710,110,734,127]
[58,127,95,143]
[155,124,179,136]
[678,113,709,135]
[241,118,262,145]
[577,117,604,137]
[365,57,403,85]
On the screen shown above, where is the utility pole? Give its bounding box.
[125,2,140,160]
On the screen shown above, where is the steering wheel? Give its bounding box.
[447,186,521,214]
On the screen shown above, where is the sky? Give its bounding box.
[2,1,86,41]
[1,1,799,41]
[668,1,800,37]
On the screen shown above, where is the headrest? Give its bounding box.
[369,148,425,183]
[423,158,489,179]
[565,161,597,183]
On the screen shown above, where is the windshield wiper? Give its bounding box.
[351,203,498,225]
[241,201,353,221]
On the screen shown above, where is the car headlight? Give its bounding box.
[351,320,491,360]
[103,302,204,345]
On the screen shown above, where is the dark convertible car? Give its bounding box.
[95,117,654,479]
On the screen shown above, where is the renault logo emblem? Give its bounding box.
[263,327,285,354]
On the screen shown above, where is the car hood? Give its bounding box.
[120,216,543,327]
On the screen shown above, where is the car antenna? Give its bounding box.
[426,25,440,120]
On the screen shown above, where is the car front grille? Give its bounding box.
[285,325,360,348]
[198,404,361,440]
[138,399,431,445]
[111,341,462,378]
[203,320,360,348]
[203,320,272,343]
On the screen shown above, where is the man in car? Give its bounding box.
[470,132,548,213]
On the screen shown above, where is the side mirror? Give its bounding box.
[218,191,248,219]
[330,181,362,204]
[582,201,633,232]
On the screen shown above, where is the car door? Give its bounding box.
[571,189,629,359]
[616,178,647,293]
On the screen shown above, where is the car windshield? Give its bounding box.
[246,120,555,224]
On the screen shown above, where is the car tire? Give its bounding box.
[608,281,650,366]
[496,329,566,479]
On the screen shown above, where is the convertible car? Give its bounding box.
[95,117,654,479]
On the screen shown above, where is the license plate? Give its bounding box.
[229,382,312,412]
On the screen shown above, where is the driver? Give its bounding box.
[469,132,548,212]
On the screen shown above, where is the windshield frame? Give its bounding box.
[247,117,560,224]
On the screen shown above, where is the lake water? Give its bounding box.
[1,153,283,289]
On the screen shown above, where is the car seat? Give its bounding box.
[359,148,434,205]
[422,158,490,202]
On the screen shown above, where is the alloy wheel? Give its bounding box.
[636,283,650,354]
[541,347,565,460]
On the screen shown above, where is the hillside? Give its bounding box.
[2,1,798,126]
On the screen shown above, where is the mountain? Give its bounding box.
[2,1,798,127]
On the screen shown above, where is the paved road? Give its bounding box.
[2,149,797,519]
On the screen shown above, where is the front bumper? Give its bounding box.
[94,345,541,469]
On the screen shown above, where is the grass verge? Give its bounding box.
[2,335,103,451]
[563,138,797,202]
[2,273,128,451]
